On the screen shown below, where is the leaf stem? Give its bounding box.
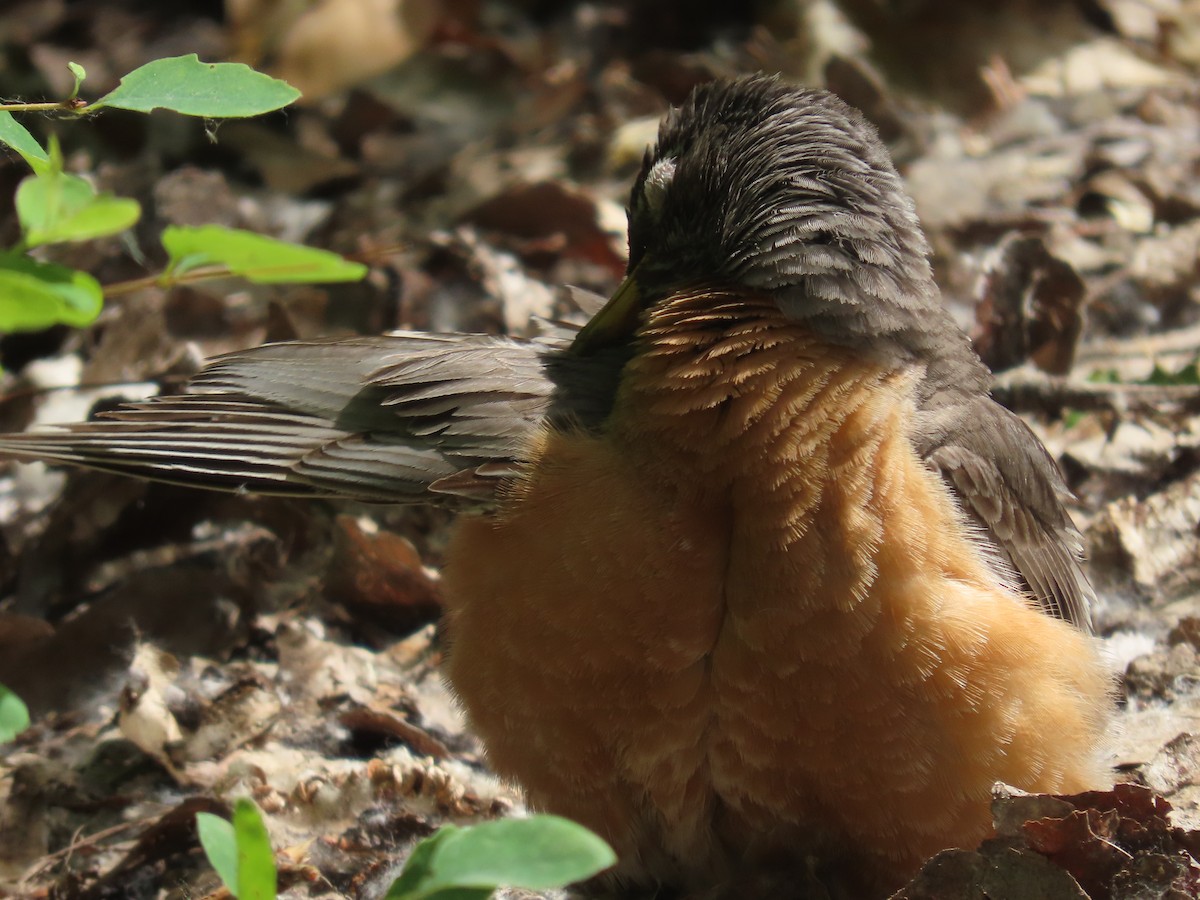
[102,266,236,298]
[0,100,85,112]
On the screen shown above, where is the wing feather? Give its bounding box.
[922,396,1093,631]
[0,330,599,505]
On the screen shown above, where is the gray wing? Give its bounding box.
[920,394,1093,632]
[0,328,606,506]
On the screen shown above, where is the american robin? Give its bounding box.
[0,75,1110,896]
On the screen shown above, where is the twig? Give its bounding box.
[992,366,1200,416]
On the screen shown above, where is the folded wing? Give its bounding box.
[923,395,1094,632]
[0,332,577,506]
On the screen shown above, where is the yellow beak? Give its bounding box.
[571,269,643,355]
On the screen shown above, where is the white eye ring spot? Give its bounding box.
[642,156,677,217]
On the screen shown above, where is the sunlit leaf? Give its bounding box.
[386,816,615,900]
[0,253,103,331]
[194,799,277,900]
[233,799,277,900]
[162,225,367,284]
[67,61,87,99]
[16,171,140,246]
[91,55,300,117]
[196,813,239,893]
[0,683,30,742]
[0,112,50,174]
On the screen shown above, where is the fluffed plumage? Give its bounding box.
[0,75,1110,896]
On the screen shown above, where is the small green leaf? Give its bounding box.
[431,817,615,891]
[233,798,277,900]
[0,683,30,742]
[196,812,239,893]
[90,54,300,118]
[386,816,616,900]
[1086,368,1122,384]
[386,828,465,900]
[16,171,140,246]
[67,61,87,100]
[195,800,277,900]
[0,253,103,331]
[1143,360,1200,387]
[162,225,367,284]
[0,112,50,174]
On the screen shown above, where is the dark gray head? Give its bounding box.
[583,74,980,384]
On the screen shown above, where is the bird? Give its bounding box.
[0,75,1110,897]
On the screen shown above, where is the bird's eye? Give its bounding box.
[641,156,677,219]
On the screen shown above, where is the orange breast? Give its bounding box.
[440,292,1111,894]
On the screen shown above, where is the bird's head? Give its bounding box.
[574,75,943,358]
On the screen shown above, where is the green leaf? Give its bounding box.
[195,800,277,900]
[1144,360,1200,387]
[1086,368,1122,384]
[90,55,300,118]
[67,61,87,100]
[16,171,140,246]
[0,683,30,742]
[233,798,277,900]
[0,253,103,331]
[162,225,367,284]
[0,111,50,174]
[386,828,464,900]
[196,812,239,893]
[385,816,616,900]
